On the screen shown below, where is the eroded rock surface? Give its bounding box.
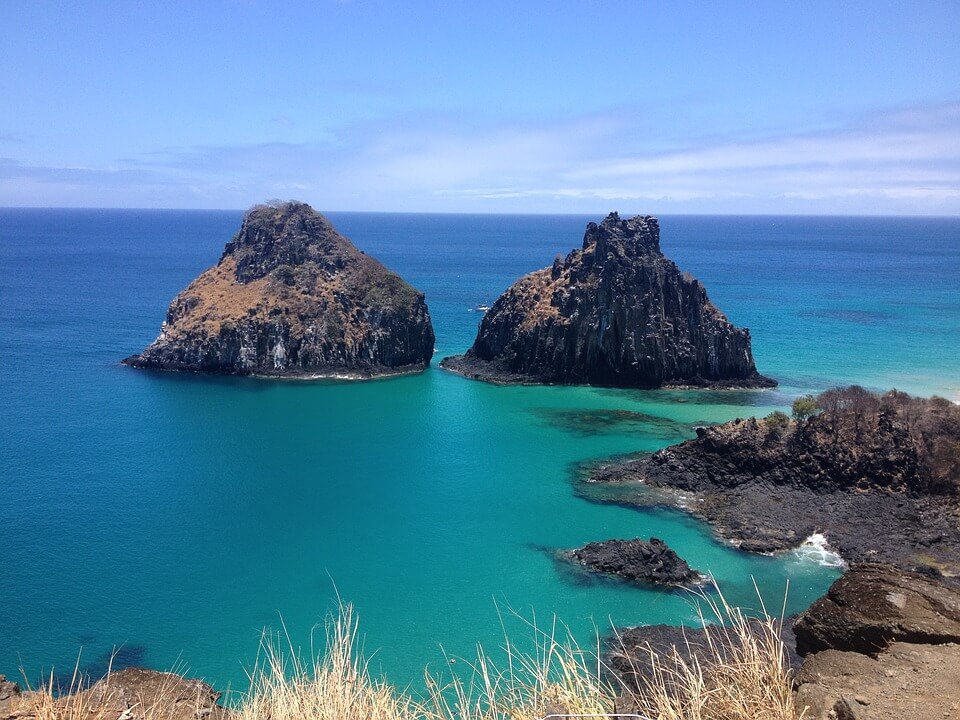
[124,201,435,378]
[0,668,228,720]
[792,566,960,719]
[566,537,701,586]
[794,564,960,657]
[442,212,774,388]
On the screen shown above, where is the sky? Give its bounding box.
[2,1,959,214]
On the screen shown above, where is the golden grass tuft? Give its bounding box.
[235,605,416,720]
[615,587,801,720]
[17,589,802,720]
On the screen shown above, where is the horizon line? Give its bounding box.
[2,206,959,219]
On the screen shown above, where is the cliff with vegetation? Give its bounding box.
[124,202,435,378]
[442,212,774,388]
[587,387,960,575]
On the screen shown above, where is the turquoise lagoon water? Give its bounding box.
[1,210,959,692]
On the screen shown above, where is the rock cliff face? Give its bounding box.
[793,564,960,657]
[124,202,435,377]
[791,565,960,720]
[441,212,773,388]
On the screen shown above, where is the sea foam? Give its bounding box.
[793,533,847,568]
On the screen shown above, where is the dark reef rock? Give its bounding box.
[566,537,700,586]
[793,564,960,657]
[441,212,774,388]
[586,388,960,577]
[608,618,801,692]
[124,201,435,377]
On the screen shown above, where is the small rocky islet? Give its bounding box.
[564,537,703,587]
[442,212,775,389]
[124,201,435,378]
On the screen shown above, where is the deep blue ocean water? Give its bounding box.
[1,210,958,693]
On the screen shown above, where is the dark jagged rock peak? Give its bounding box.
[566,537,702,587]
[124,201,435,377]
[441,212,774,389]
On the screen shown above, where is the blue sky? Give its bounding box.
[2,1,959,213]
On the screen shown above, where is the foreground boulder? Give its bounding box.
[794,564,960,657]
[442,212,774,388]
[124,201,435,378]
[794,643,960,720]
[792,565,960,720]
[566,537,701,587]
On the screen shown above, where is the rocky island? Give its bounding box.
[565,537,703,587]
[441,212,774,388]
[123,201,435,378]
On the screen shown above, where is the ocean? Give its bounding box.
[1,210,958,693]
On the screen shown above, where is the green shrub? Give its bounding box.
[792,395,818,422]
[763,411,790,432]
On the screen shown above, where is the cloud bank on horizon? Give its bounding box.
[1,1,958,214]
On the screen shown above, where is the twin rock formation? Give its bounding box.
[126,204,772,388]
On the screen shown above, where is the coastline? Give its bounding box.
[578,398,960,582]
[440,352,779,390]
[121,357,430,382]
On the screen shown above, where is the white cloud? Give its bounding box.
[2,102,959,213]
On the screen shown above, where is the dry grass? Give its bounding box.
[15,591,801,720]
[235,605,416,720]
[615,588,801,720]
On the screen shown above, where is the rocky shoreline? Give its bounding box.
[587,386,960,717]
[583,388,960,581]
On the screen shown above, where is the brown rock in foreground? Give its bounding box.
[442,212,774,388]
[791,565,960,719]
[124,201,435,378]
[794,642,960,720]
[793,564,960,657]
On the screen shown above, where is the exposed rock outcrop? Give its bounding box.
[793,564,960,657]
[441,212,774,388]
[607,618,801,692]
[124,201,435,378]
[794,642,960,720]
[584,388,960,576]
[566,537,701,587]
[792,566,960,720]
